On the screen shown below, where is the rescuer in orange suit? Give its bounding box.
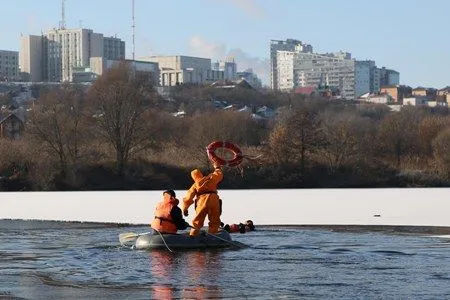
[151,190,189,234]
[182,162,223,236]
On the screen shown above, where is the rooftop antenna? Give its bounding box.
[59,0,66,29]
[132,0,135,62]
[132,0,136,76]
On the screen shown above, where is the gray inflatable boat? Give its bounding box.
[134,230,235,250]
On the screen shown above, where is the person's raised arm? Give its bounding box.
[210,162,223,183]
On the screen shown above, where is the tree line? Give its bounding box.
[1,63,450,191]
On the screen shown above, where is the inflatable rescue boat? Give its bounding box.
[131,230,240,250]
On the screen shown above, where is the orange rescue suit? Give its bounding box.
[151,197,179,234]
[183,167,223,236]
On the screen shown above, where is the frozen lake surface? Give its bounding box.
[2,188,450,226]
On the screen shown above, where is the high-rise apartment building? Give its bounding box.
[270,39,313,90]
[0,50,19,81]
[20,28,125,82]
[275,51,294,90]
[271,38,400,100]
[293,51,356,100]
[355,60,381,98]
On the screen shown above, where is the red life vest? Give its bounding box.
[151,199,178,234]
[229,224,240,233]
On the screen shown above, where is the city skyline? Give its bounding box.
[1,0,449,88]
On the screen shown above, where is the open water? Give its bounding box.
[1,220,450,299]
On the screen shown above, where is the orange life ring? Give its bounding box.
[206,141,243,167]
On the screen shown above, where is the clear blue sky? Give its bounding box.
[1,0,449,88]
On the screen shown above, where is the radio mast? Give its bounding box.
[132,0,135,62]
[60,0,66,29]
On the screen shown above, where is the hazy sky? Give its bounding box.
[1,0,449,88]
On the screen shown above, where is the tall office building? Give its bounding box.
[355,60,379,98]
[270,39,313,90]
[45,28,103,82]
[20,28,125,82]
[19,35,43,82]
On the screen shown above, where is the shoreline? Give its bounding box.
[2,219,450,235]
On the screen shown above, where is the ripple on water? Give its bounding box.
[328,248,355,253]
[369,250,416,256]
[0,252,39,261]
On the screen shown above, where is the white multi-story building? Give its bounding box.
[276,51,295,90]
[271,38,400,100]
[0,50,19,81]
[270,39,313,90]
[45,28,104,82]
[20,28,125,82]
[140,55,224,86]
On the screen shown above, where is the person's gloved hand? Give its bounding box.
[183,209,189,217]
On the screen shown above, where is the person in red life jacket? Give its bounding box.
[182,162,223,236]
[223,220,256,234]
[151,190,189,234]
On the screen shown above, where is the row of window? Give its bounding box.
[0,61,18,65]
[0,56,17,60]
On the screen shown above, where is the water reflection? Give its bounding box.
[148,250,176,299]
[148,250,222,299]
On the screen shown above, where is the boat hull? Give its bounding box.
[134,230,233,250]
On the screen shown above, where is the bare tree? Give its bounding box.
[377,107,423,168]
[86,62,155,176]
[265,106,320,174]
[432,128,450,178]
[26,85,84,180]
[287,108,321,174]
[418,115,450,157]
[316,112,371,175]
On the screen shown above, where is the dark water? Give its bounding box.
[1,221,450,299]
